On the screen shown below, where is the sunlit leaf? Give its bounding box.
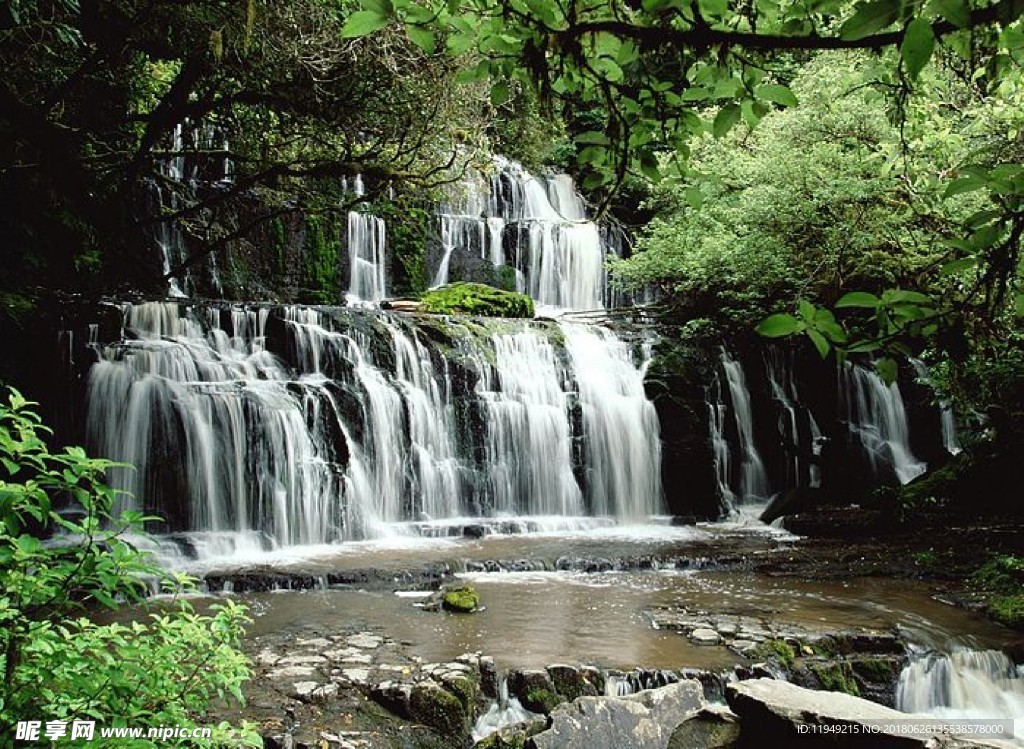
[756,313,802,337]
[342,10,389,37]
[901,19,935,79]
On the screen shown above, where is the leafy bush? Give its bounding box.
[0,389,258,746]
[420,282,534,318]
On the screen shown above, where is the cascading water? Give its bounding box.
[842,363,927,484]
[910,358,962,457]
[764,347,823,489]
[897,649,1024,730]
[84,302,664,559]
[151,122,234,298]
[715,351,769,503]
[562,323,663,520]
[343,174,388,305]
[431,158,613,312]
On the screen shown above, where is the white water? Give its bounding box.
[347,211,387,304]
[718,351,769,502]
[562,323,663,519]
[910,358,962,456]
[898,649,1024,740]
[842,363,927,484]
[431,158,612,312]
[85,303,664,559]
[472,677,541,743]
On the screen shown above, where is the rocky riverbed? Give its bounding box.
[194,515,1024,748]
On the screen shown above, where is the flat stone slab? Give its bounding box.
[727,678,1016,748]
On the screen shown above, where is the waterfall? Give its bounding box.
[472,677,539,743]
[842,363,926,484]
[909,358,962,456]
[717,351,769,502]
[562,323,663,520]
[764,348,823,489]
[83,302,664,558]
[897,649,1024,722]
[708,376,736,508]
[347,211,387,304]
[431,157,612,312]
[478,330,584,517]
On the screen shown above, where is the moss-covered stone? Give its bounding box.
[442,674,477,712]
[409,682,467,737]
[442,585,480,613]
[809,662,861,696]
[989,595,1024,629]
[754,639,796,669]
[523,687,563,715]
[420,282,534,318]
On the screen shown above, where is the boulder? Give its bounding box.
[528,680,704,749]
[726,678,1013,747]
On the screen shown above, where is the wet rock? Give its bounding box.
[479,656,499,699]
[667,705,740,749]
[409,681,468,738]
[547,664,599,701]
[346,633,384,649]
[689,628,722,646]
[508,669,561,714]
[529,680,704,749]
[269,665,319,680]
[370,680,413,718]
[726,677,1006,747]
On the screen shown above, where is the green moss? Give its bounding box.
[420,283,534,318]
[754,639,796,669]
[441,585,480,613]
[989,595,1024,629]
[523,688,562,714]
[851,658,897,683]
[810,662,860,696]
[300,213,341,304]
[409,683,466,737]
[443,675,477,712]
[476,731,528,749]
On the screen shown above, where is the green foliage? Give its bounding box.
[810,662,861,696]
[300,213,342,304]
[972,554,1024,629]
[421,283,534,318]
[0,389,257,745]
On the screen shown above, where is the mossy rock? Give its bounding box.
[409,682,467,737]
[809,661,861,696]
[523,687,563,715]
[753,639,796,669]
[989,594,1024,629]
[442,585,480,613]
[420,282,534,318]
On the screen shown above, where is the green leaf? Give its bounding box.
[840,0,900,40]
[712,104,741,138]
[1015,293,1024,317]
[944,177,987,198]
[685,187,704,209]
[575,130,610,145]
[489,81,510,106]
[939,257,977,275]
[807,328,830,358]
[755,84,799,107]
[406,25,436,53]
[342,10,389,37]
[798,298,815,321]
[901,19,935,79]
[835,291,880,309]
[875,357,898,385]
[699,0,729,17]
[361,0,393,13]
[928,0,969,28]
[756,313,802,337]
[884,290,931,305]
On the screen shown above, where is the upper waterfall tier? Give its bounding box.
[431,158,616,313]
[85,301,665,558]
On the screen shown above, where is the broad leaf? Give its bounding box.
[901,19,935,79]
[836,291,880,309]
[807,328,830,358]
[928,0,970,28]
[713,104,741,138]
[407,25,436,53]
[342,10,389,38]
[755,84,798,107]
[757,313,801,337]
[840,0,900,40]
[875,357,898,385]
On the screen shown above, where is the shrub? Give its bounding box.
[0,389,258,746]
